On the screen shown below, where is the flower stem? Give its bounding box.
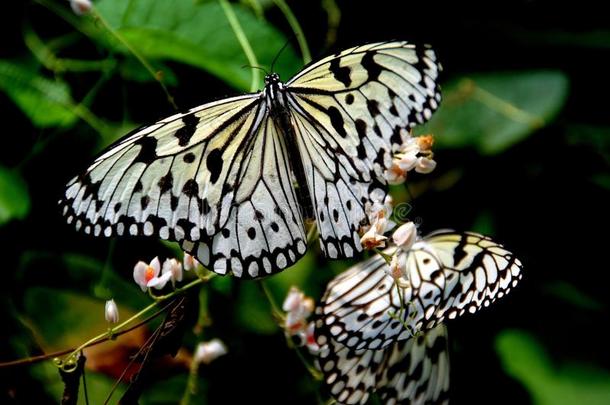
[272,0,311,64]
[89,6,178,109]
[60,276,214,369]
[218,0,260,92]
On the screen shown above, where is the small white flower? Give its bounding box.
[162,258,183,287]
[360,217,389,250]
[387,253,407,280]
[193,339,228,365]
[133,257,160,292]
[146,271,172,290]
[104,299,119,323]
[70,0,92,15]
[283,287,314,335]
[183,253,200,271]
[392,221,418,250]
[133,257,172,291]
[303,322,320,354]
[415,157,437,174]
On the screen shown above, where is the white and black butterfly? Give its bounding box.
[316,321,450,405]
[316,231,523,350]
[60,41,441,279]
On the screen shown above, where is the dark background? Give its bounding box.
[1,0,609,404]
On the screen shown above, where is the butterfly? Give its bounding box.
[316,321,450,405]
[59,41,441,279]
[315,230,523,350]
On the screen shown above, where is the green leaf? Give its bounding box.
[95,0,301,90]
[23,287,110,348]
[419,71,569,154]
[0,60,78,127]
[544,281,603,311]
[0,166,30,226]
[235,283,277,335]
[496,330,610,405]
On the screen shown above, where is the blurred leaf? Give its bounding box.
[95,0,301,90]
[566,124,610,164]
[496,330,610,405]
[419,71,569,154]
[0,166,30,226]
[471,211,495,235]
[268,251,316,297]
[544,281,603,311]
[236,283,277,335]
[18,251,150,310]
[0,60,78,127]
[23,287,110,348]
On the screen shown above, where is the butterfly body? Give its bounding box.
[263,72,315,219]
[60,41,442,278]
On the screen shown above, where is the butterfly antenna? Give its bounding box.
[270,38,293,73]
[242,64,269,75]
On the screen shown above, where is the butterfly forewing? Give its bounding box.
[286,41,441,259]
[60,94,307,278]
[317,231,523,350]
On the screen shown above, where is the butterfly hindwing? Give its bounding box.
[286,41,441,259]
[317,231,523,350]
[316,322,449,405]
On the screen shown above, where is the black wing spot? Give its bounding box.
[222,228,230,238]
[134,180,143,193]
[327,106,347,138]
[361,51,382,82]
[182,179,199,198]
[175,114,199,147]
[183,152,196,163]
[345,94,355,105]
[134,136,158,163]
[330,58,352,87]
[271,222,279,232]
[158,172,173,194]
[367,99,380,116]
[170,195,179,211]
[247,227,256,239]
[140,195,150,210]
[113,202,122,212]
[206,148,224,184]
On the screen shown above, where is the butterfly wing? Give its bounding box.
[317,232,523,350]
[285,41,441,258]
[376,325,450,405]
[316,322,449,405]
[60,94,307,278]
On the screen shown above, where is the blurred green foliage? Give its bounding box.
[496,330,610,405]
[1,0,609,404]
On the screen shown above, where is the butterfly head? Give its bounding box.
[264,73,281,86]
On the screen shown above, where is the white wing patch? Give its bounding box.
[316,322,450,405]
[316,231,523,349]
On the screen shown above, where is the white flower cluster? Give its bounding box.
[360,135,436,252]
[132,253,201,292]
[384,135,436,185]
